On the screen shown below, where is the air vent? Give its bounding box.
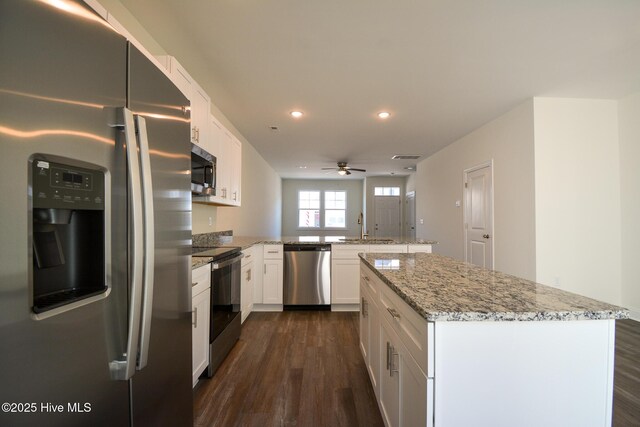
[269,126,279,131]
[391,154,421,160]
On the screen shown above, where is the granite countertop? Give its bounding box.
[191,256,213,269]
[190,232,437,269]
[360,252,629,322]
[194,235,438,247]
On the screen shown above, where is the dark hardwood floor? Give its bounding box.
[195,313,640,427]
[614,319,640,426]
[194,311,384,427]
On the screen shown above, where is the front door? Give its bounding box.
[464,164,493,269]
[374,196,401,237]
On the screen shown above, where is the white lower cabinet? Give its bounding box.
[360,282,380,398]
[241,262,253,323]
[380,319,401,427]
[333,259,362,304]
[361,262,433,427]
[332,244,369,309]
[261,245,283,306]
[262,260,283,304]
[191,264,211,387]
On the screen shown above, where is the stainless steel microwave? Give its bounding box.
[191,144,216,196]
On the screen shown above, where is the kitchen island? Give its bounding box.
[359,252,628,427]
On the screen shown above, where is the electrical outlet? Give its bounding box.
[208,216,212,226]
[419,219,424,225]
[553,276,561,287]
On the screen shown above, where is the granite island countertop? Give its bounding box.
[360,252,628,322]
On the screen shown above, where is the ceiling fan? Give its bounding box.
[321,162,366,176]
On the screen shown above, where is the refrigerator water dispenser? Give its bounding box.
[31,158,107,315]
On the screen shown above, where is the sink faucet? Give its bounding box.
[357,212,368,240]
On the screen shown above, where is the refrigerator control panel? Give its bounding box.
[32,160,105,210]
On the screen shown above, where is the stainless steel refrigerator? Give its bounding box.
[0,1,193,425]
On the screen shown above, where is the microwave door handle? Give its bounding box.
[135,115,155,370]
[109,107,144,381]
[204,165,213,187]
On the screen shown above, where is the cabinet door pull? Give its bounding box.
[386,341,391,371]
[192,307,197,328]
[387,307,401,320]
[390,346,399,377]
[264,264,266,274]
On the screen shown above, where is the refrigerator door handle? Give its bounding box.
[135,115,155,370]
[110,107,144,381]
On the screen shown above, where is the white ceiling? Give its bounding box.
[120,0,640,179]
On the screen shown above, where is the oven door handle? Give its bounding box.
[211,253,244,270]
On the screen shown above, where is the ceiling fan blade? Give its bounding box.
[321,167,338,170]
[346,168,366,172]
[346,170,352,175]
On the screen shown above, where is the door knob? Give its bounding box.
[483,234,490,239]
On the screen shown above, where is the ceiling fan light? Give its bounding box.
[337,170,347,176]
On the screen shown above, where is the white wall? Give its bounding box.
[364,176,407,237]
[415,100,537,280]
[214,143,282,236]
[533,98,621,305]
[99,0,282,237]
[405,173,416,193]
[281,179,364,237]
[617,92,640,318]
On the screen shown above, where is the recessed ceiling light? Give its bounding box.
[377,111,391,119]
[290,111,303,118]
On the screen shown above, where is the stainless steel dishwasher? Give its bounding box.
[283,244,331,308]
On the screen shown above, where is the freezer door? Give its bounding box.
[0,1,130,426]
[127,46,193,426]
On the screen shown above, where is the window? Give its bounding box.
[297,190,347,229]
[374,186,400,196]
[324,191,346,228]
[298,191,320,228]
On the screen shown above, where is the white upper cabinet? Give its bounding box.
[154,55,192,100]
[155,55,212,153]
[155,56,241,207]
[190,81,212,154]
[229,135,242,206]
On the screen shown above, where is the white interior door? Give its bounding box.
[404,191,416,239]
[374,196,401,237]
[464,164,493,269]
